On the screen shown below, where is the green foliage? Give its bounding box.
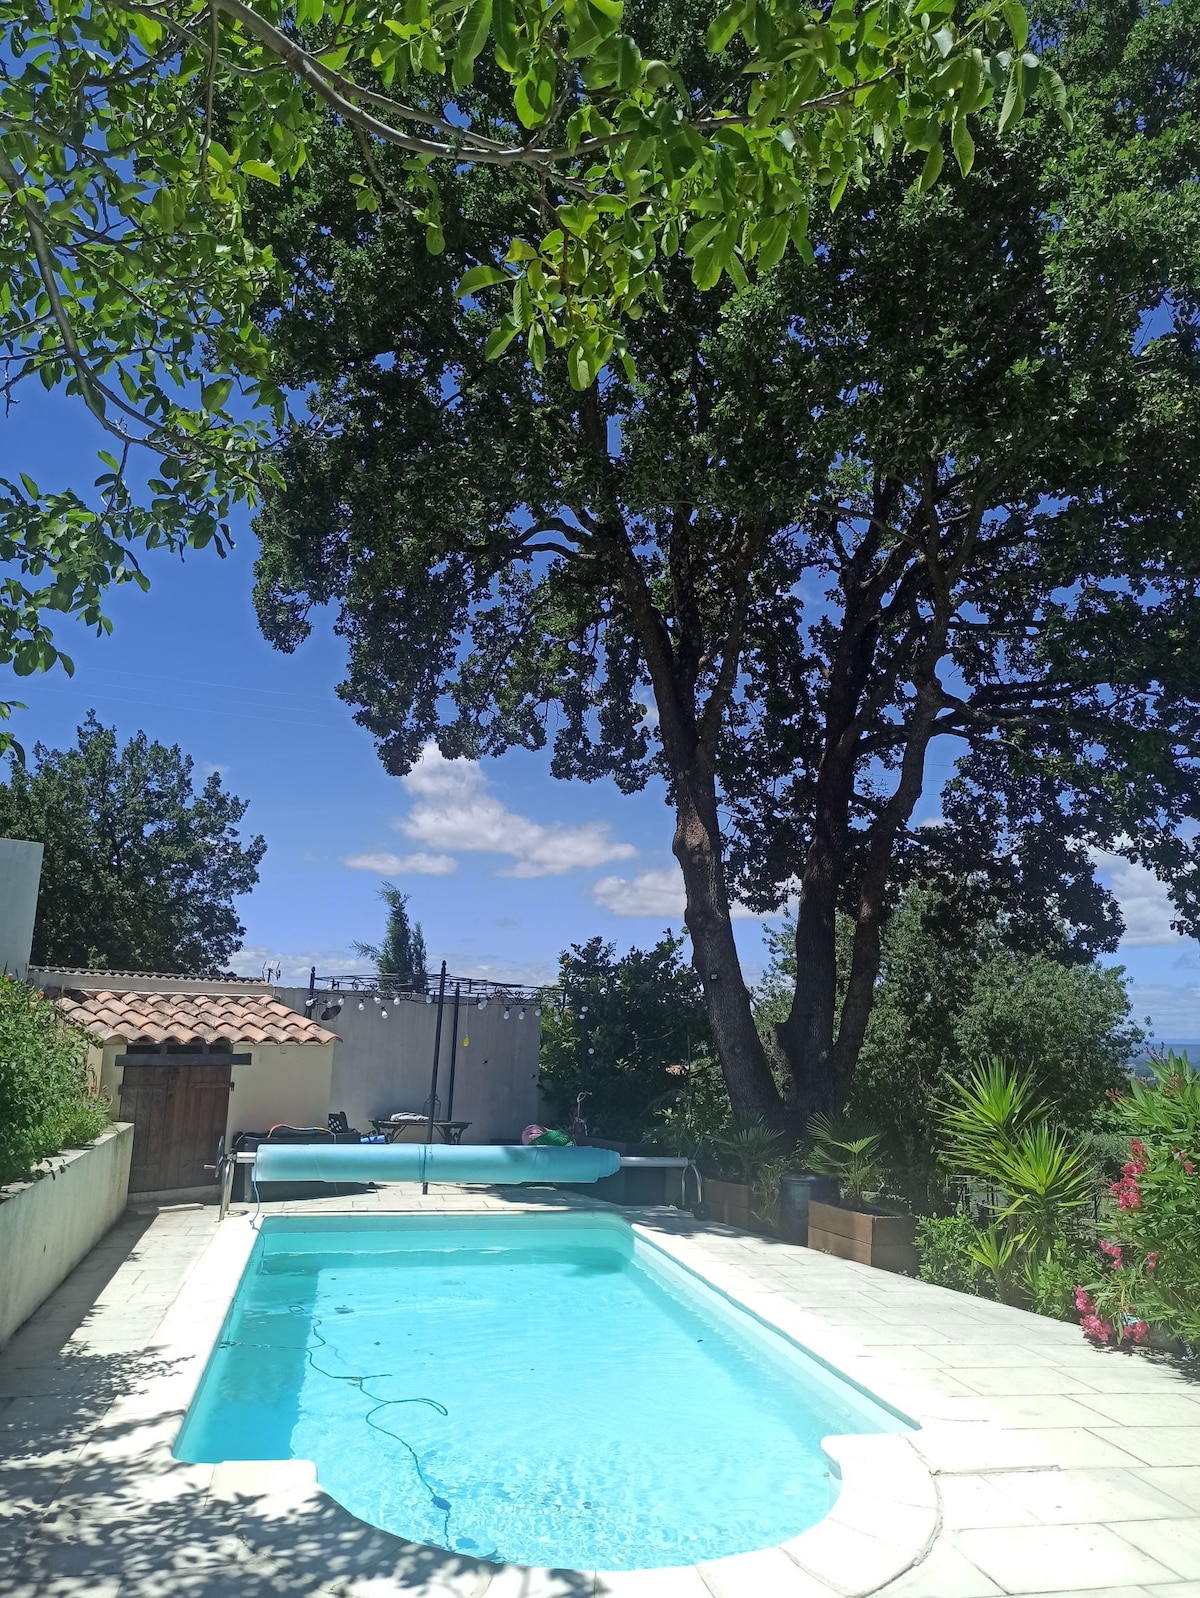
[0,713,265,975]
[353,884,427,989]
[652,1049,733,1159]
[250,0,1197,1133]
[0,0,1052,723]
[915,1212,984,1295]
[539,932,710,1141]
[1084,1054,1200,1348]
[0,975,108,1185]
[846,889,1139,1196]
[967,1223,1021,1302]
[940,1061,1094,1257]
[711,1119,784,1184]
[804,1114,889,1208]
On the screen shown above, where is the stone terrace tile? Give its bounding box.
[3,1189,1200,1598]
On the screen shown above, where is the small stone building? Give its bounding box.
[34,969,338,1196]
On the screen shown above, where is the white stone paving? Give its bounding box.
[1,1187,1198,1598]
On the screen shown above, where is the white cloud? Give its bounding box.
[342,851,457,876]
[397,745,636,878]
[1090,849,1181,946]
[592,865,764,920]
[1126,983,1200,1042]
[202,761,230,779]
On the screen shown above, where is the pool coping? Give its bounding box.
[137,1206,939,1598]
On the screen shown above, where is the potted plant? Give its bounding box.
[804,1116,917,1273]
[708,1120,783,1232]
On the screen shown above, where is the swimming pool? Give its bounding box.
[175,1212,909,1570]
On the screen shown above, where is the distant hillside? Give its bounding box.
[1131,1043,1198,1078]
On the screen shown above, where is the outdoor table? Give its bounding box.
[371,1116,471,1145]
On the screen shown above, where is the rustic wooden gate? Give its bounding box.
[118,1062,232,1193]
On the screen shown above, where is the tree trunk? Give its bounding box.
[671,762,786,1129]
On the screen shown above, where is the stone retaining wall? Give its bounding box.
[0,1122,133,1345]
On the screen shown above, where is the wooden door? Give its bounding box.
[119,1063,232,1192]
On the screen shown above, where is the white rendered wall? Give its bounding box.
[273,986,541,1144]
[0,837,43,980]
[0,1124,133,1346]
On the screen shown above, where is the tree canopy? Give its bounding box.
[758,889,1142,1198]
[0,712,266,973]
[539,931,710,1140]
[0,0,1057,729]
[353,882,428,988]
[251,0,1200,1135]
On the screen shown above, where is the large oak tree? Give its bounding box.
[252,0,1200,1134]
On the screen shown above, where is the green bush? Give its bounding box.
[0,975,109,1185]
[915,1213,984,1295]
[1081,1053,1200,1350]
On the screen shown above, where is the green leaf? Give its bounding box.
[201,377,233,412]
[484,319,521,359]
[568,342,591,389]
[932,25,954,58]
[1000,1,1029,51]
[951,113,974,176]
[505,239,539,262]
[998,68,1025,135]
[453,0,492,88]
[492,0,519,72]
[706,4,742,54]
[514,60,557,127]
[1042,64,1073,131]
[241,160,280,186]
[918,139,944,191]
[456,264,510,297]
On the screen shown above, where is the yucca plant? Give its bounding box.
[805,1114,888,1208]
[938,1057,1041,1177]
[967,1224,1021,1302]
[991,1121,1094,1258]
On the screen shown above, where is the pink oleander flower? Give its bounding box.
[1112,1172,1143,1210]
[1177,1151,1196,1175]
[1081,1312,1113,1344]
[1130,1320,1149,1344]
[1075,1287,1095,1314]
[1129,1138,1147,1159]
[1122,1158,1145,1179]
[1146,1252,1158,1271]
[1099,1239,1123,1266]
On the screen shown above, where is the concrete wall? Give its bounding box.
[96,1042,336,1143]
[273,986,541,1144]
[0,837,43,980]
[0,1123,133,1346]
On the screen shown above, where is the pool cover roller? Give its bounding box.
[254,1141,623,1186]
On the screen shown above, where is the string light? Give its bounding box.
[380,1009,388,1018]
[503,1008,510,1020]
[477,997,487,1010]
[518,1008,526,1020]
[580,1004,589,1014]
[358,1001,365,1011]
[425,993,433,1004]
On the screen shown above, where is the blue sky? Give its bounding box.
[3,390,1198,1040]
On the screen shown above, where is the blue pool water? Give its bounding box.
[176,1213,908,1569]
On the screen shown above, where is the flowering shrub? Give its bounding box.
[1081,1053,1200,1350]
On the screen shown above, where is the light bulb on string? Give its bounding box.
[380,1009,388,1018]
[425,993,433,1004]
[477,997,487,1010]
[373,996,381,1005]
[580,1004,589,1014]
[518,1008,526,1020]
[588,1047,595,1055]
[357,1001,365,1011]
[503,1008,510,1020]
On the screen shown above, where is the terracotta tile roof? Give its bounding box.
[53,989,339,1047]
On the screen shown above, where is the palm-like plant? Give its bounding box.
[805,1114,888,1208]
[938,1057,1041,1177]
[967,1224,1020,1301]
[991,1122,1094,1258]
[712,1119,782,1184]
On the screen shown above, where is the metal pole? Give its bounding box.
[423,961,448,1193]
[444,984,462,1123]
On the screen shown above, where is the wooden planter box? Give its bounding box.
[807,1198,917,1274]
[706,1178,755,1230]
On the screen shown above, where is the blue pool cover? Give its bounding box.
[253,1142,623,1185]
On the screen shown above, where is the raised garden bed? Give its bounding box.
[808,1199,917,1274]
